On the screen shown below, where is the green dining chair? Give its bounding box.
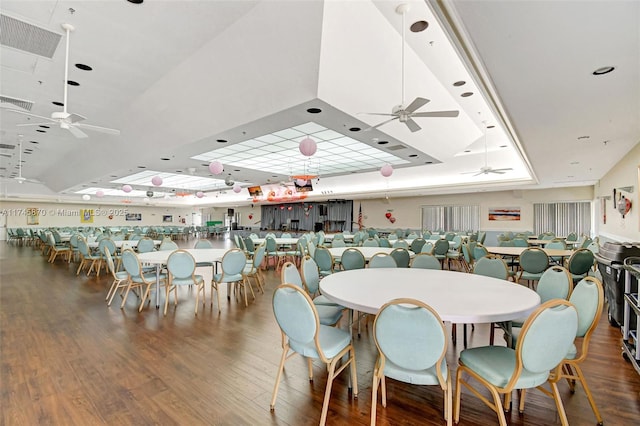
[410,253,442,270]
[368,252,398,268]
[165,249,205,315]
[390,247,411,268]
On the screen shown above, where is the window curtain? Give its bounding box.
[260,201,353,232]
[533,201,591,236]
[422,205,480,233]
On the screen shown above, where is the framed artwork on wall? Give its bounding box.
[163,215,173,223]
[26,208,39,225]
[125,213,142,221]
[488,207,521,221]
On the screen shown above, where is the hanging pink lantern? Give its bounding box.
[208,161,224,175]
[196,191,204,198]
[232,183,242,193]
[151,175,163,186]
[287,206,293,211]
[296,178,307,187]
[122,184,132,193]
[95,190,104,198]
[299,137,317,157]
[380,164,393,177]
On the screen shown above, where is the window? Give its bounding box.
[422,205,480,233]
[533,201,591,236]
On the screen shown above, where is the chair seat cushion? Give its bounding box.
[115,271,129,280]
[519,271,544,281]
[172,275,204,286]
[313,295,340,306]
[289,324,351,359]
[459,346,550,389]
[383,358,448,385]
[315,305,344,326]
[213,272,243,283]
[132,272,166,283]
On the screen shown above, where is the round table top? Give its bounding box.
[87,240,161,249]
[252,237,299,246]
[327,246,415,260]
[137,248,229,265]
[319,268,540,323]
[485,246,575,258]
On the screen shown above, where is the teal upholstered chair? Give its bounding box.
[341,248,366,270]
[136,237,156,253]
[159,239,179,251]
[121,249,167,312]
[433,239,450,268]
[243,243,266,294]
[368,252,398,268]
[371,299,451,426]
[212,248,248,310]
[390,247,411,268]
[165,249,205,315]
[566,248,595,282]
[300,255,343,309]
[314,246,335,277]
[281,261,343,326]
[421,241,434,254]
[270,284,358,426]
[378,237,391,248]
[362,238,380,247]
[516,248,549,287]
[410,237,427,253]
[454,299,578,426]
[410,253,442,270]
[104,246,130,307]
[392,239,409,249]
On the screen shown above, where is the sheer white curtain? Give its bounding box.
[533,201,591,236]
[422,205,480,233]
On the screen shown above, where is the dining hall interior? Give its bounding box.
[1,1,640,425]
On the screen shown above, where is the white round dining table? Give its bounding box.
[327,246,415,260]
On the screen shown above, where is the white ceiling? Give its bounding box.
[0,0,637,207]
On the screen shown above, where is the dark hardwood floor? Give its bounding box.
[1,237,639,425]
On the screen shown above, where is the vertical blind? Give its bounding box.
[421,205,480,232]
[533,201,591,236]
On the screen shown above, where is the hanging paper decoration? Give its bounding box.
[299,137,317,156]
[208,161,224,174]
[95,190,104,198]
[151,175,163,186]
[196,191,204,198]
[380,164,393,177]
[232,183,242,193]
[122,184,132,193]
[385,212,392,219]
[248,214,253,220]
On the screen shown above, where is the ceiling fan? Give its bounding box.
[463,124,513,176]
[362,4,459,133]
[3,137,42,184]
[4,23,120,139]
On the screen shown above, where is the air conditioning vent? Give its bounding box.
[386,144,407,151]
[0,143,16,150]
[0,14,62,58]
[0,95,34,111]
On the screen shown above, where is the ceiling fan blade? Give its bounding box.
[66,125,89,139]
[405,118,421,133]
[3,109,54,122]
[67,113,86,123]
[74,123,121,136]
[491,168,513,173]
[404,97,429,113]
[16,122,54,127]
[411,110,460,118]
[364,116,399,131]
[358,112,397,117]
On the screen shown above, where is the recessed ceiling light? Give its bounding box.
[36,129,46,133]
[487,125,495,129]
[425,161,433,164]
[570,161,580,165]
[39,125,50,129]
[75,63,92,71]
[461,92,473,97]
[67,80,79,86]
[409,154,418,158]
[577,135,590,140]
[216,139,227,143]
[453,81,466,87]
[377,140,389,145]
[52,101,64,106]
[464,150,471,153]
[592,66,615,76]
[29,141,39,144]
[499,145,507,148]
[161,157,170,161]
[234,169,240,172]
[349,127,361,132]
[306,108,322,114]
[127,0,144,4]
[175,170,182,173]
[137,165,146,169]
[410,20,429,32]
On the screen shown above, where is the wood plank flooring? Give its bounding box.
[1,237,639,425]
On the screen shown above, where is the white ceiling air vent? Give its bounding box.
[0,14,62,58]
[386,144,407,151]
[0,143,16,150]
[0,95,34,111]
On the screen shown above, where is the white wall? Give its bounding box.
[595,142,640,242]
[0,200,195,229]
[355,186,594,232]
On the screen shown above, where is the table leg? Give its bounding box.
[155,264,161,308]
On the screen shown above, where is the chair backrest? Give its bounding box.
[473,256,509,280]
[545,240,566,250]
[220,249,247,275]
[390,247,411,268]
[410,253,441,270]
[569,277,604,342]
[461,243,473,264]
[373,298,447,379]
[410,238,426,253]
[580,237,593,249]
[252,244,266,269]
[331,239,347,248]
[244,236,255,254]
[368,253,398,268]
[450,235,462,249]
[77,237,91,257]
[194,239,213,249]
[265,236,278,253]
[272,284,321,358]
[280,232,292,238]
[159,240,179,251]
[519,248,549,274]
[167,249,197,280]
[99,238,116,258]
[362,238,379,247]
[472,244,488,260]
[392,239,409,249]
[516,300,577,377]
[121,249,142,279]
[378,238,391,248]
[104,246,118,279]
[281,261,303,288]
[433,239,450,256]
[420,241,434,254]
[137,237,156,253]
[306,241,316,258]
[513,237,528,247]
[566,232,578,242]
[300,256,321,294]
[567,248,595,276]
[341,248,366,270]
[537,266,572,302]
